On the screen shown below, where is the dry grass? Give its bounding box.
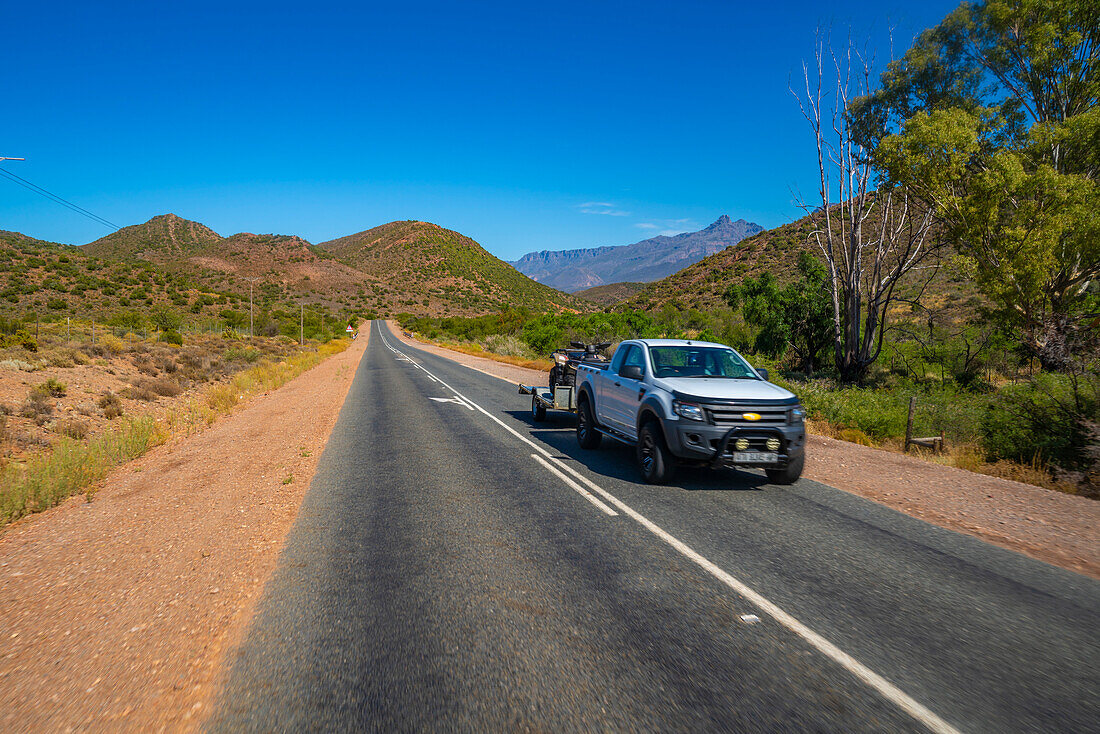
[170,339,349,433]
[0,416,167,525]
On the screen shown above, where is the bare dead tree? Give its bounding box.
[791,32,939,382]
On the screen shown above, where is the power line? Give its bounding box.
[0,166,120,231]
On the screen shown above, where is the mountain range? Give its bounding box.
[511,215,763,292]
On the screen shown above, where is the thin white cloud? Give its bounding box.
[635,218,700,236]
[577,202,630,217]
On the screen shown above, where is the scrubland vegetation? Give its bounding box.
[0,316,350,526]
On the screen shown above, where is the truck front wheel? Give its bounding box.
[638,421,676,484]
[577,396,602,449]
[765,452,804,485]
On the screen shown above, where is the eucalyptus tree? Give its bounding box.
[852,0,1099,369]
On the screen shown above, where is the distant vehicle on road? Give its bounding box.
[574,339,806,484]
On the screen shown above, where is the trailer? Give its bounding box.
[518,383,577,422]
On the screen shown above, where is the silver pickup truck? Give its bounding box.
[575,339,806,485]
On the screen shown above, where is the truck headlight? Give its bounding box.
[673,401,705,422]
[554,353,568,365]
[789,407,805,423]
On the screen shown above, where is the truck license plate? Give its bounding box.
[732,451,778,464]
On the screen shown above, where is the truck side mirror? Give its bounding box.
[756,367,769,382]
[621,365,644,380]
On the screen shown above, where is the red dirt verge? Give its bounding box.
[0,331,367,732]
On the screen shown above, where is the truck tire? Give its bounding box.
[531,393,547,422]
[765,452,804,485]
[576,395,602,449]
[638,420,676,484]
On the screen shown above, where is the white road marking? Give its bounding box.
[429,396,476,410]
[374,322,963,734]
[531,454,618,516]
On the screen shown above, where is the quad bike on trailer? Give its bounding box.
[519,341,612,421]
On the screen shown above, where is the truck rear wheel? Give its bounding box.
[638,421,676,484]
[765,452,804,485]
[576,396,602,449]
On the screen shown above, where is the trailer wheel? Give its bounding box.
[531,393,547,422]
[576,395,602,449]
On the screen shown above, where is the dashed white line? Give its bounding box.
[373,321,962,734]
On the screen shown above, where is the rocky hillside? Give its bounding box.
[574,282,647,305]
[512,215,763,291]
[620,211,981,323]
[319,221,583,315]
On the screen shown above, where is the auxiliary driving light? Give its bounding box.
[734,438,750,451]
[766,437,781,452]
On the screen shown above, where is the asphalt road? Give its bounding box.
[208,321,1099,733]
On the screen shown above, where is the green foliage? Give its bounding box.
[725,252,833,374]
[163,329,183,346]
[110,309,145,331]
[0,329,37,352]
[982,371,1100,474]
[864,0,1100,367]
[150,305,183,333]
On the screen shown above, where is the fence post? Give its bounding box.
[904,396,916,453]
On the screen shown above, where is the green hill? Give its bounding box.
[319,220,584,315]
[82,213,222,262]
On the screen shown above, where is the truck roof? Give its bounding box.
[632,339,731,348]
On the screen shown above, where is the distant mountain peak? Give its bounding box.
[513,214,764,291]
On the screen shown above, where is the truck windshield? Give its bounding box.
[648,346,758,379]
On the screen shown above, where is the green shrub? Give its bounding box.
[163,329,183,345]
[982,372,1100,474]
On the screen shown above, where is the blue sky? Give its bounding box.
[2,0,957,260]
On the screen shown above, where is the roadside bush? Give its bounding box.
[20,392,53,425]
[982,372,1100,485]
[0,329,37,352]
[58,419,90,440]
[31,378,67,398]
[99,334,125,355]
[121,385,156,402]
[223,346,262,364]
[137,376,183,397]
[480,334,536,359]
[98,391,123,419]
[163,329,183,346]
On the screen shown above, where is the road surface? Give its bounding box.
[208,321,1099,733]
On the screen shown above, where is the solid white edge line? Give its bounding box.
[531,453,618,516]
[374,322,961,734]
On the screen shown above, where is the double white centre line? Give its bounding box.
[373,322,961,734]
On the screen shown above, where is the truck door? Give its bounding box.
[604,344,646,434]
[594,346,626,426]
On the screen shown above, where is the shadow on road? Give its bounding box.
[504,410,770,492]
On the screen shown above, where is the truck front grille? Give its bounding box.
[707,407,787,426]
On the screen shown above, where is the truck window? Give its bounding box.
[619,345,645,377]
[610,344,628,373]
[648,346,756,379]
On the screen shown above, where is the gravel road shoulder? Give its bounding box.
[0,331,368,732]
[390,324,1099,579]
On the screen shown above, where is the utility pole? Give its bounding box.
[300,304,304,344]
[243,277,260,339]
